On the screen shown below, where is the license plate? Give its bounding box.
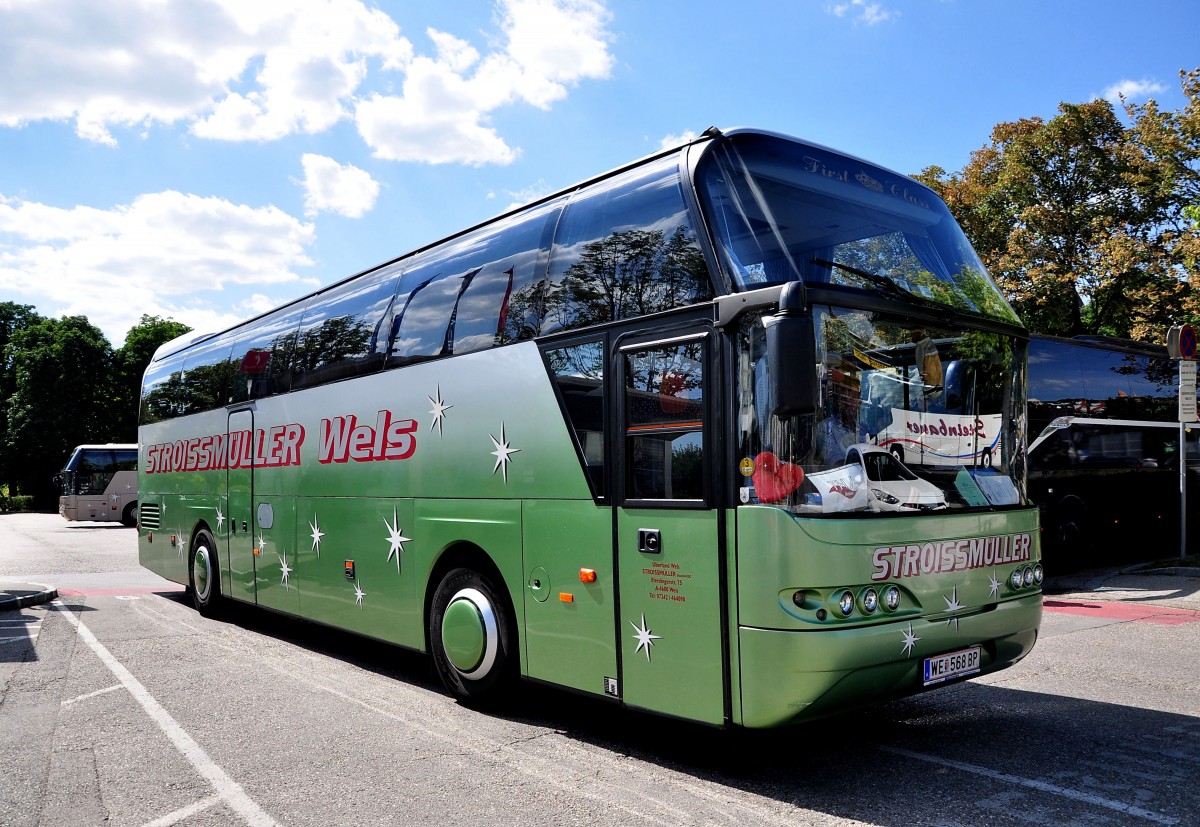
[922,646,981,685]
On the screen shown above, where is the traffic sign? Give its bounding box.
[1181,325,1197,360]
[1168,324,1198,360]
[1180,359,1197,422]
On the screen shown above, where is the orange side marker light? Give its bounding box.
[559,593,575,603]
[579,568,597,584]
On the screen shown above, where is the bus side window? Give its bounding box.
[140,354,186,425]
[179,334,235,413]
[228,305,307,402]
[290,265,402,391]
[623,340,706,501]
[544,340,606,498]
[542,156,713,335]
[388,200,562,365]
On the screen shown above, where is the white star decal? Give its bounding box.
[900,623,921,656]
[489,423,521,484]
[384,508,411,572]
[629,614,662,662]
[353,580,366,609]
[988,570,1002,599]
[216,506,225,532]
[110,494,120,503]
[278,555,292,590]
[428,385,452,436]
[943,585,965,630]
[309,515,325,557]
[257,533,268,555]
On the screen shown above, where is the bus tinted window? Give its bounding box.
[292,265,402,390]
[389,200,562,364]
[1028,337,1176,423]
[179,334,236,414]
[140,354,184,425]
[542,156,713,334]
[624,339,706,500]
[545,339,606,497]
[228,305,305,403]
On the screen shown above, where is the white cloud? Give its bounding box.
[659,130,698,150]
[355,0,614,165]
[1102,78,1167,104]
[0,191,315,344]
[298,154,380,218]
[828,0,898,25]
[0,0,613,164]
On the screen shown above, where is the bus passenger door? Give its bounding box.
[615,331,727,725]
[226,409,258,603]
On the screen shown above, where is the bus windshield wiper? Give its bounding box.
[810,258,918,302]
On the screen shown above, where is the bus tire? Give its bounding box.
[189,529,222,617]
[429,567,515,706]
[121,501,138,527]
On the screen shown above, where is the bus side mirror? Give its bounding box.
[763,281,817,417]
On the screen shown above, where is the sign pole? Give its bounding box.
[1169,324,1197,561]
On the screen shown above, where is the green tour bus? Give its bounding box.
[137,127,1042,728]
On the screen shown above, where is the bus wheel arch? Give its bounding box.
[426,544,517,706]
[188,524,222,617]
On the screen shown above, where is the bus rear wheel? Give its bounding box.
[121,501,138,527]
[429,567,515,706]
[189,529,222,617]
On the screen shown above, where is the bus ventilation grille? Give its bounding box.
[140,502,162,530]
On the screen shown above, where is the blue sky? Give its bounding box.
[1,0,1197,346]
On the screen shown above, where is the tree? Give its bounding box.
[916,74,1200,341]
[0,302,46,494]
[6,316,116,507]
[113,315,192,440]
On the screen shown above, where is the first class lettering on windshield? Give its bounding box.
[143,409,417,474]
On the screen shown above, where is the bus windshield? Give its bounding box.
[696,132,1019,325]
[735,306,1026,514]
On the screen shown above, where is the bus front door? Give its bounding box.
[226,409,258,603]
[615,332,726,725]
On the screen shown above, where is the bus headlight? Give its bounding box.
[1033,564,1044,586]
[883,585,901,612]
[837,590,855,617]
[1023,566,1034,587]
[861,588,879,614]
[1010,569,1024,590]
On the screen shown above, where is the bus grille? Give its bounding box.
[140,502,161,530]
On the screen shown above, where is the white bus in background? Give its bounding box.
[55,444,139,526]
[857,347,1002,468]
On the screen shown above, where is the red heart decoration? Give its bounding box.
[752,451,805,503]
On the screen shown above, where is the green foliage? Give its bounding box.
[112,315,193,441]
[921,70,1200,342]
[0,311,191,506]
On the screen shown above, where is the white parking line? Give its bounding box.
[140,794,221,827]
[51,601,278,827]
[883,746,1179,825]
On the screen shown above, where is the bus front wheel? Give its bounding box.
[429,567,515,706]
[121,501,138,527]
[189,529,222,617]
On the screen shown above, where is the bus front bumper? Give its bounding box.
[736,594,1042,728]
